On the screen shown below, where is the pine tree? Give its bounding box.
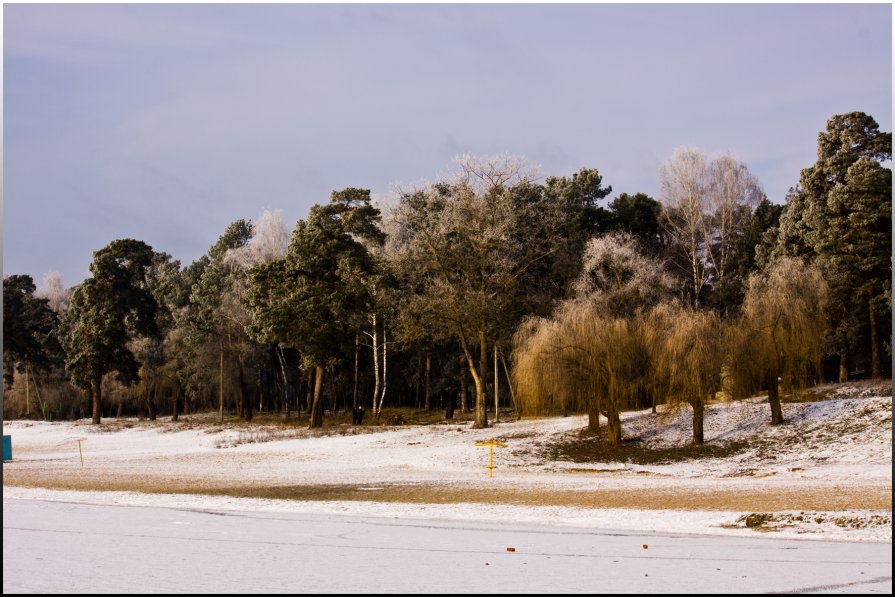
[775,112,892,379]
[3,275,61,397]
[248,188,384,428]
[59,239,160,424]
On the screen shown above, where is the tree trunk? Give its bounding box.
[415,353,421,409]
[499,349,518,415]
[371,315,380,413]
[460,375,468,413]
[328,375,338,416]
[493,344,499,423]
[474,331,488,429]
[605,400,621,446]
[424,353,431,410]
[838,342,849,383]
[172,388,180,422]
[353,333,360,410]
[92,373,103,424]
[309,365,324,429]
[117,401,123,419]
[240,364,253,423]
[233,360,243,419]
[869,300,881,379]
[277,347,290,417]
[379,327,388,415]
[25,362,30,416]
[691,398,704,445]
[304,367,314,416]
[768,369,784,425]
[219,341,225,424]
[147,389,157,421]
[587,398,601,434]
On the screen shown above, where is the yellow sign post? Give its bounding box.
[475,439,508,477]
[58,436,86,467]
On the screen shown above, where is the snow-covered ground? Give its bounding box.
[4,499,892,594]
[2,381,892,543]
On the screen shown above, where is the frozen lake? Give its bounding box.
[3,498,891,594]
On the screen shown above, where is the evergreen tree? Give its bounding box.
[185,219,255,422]
[3,275,61,391]
[59,239,160,424]
[607,192,664,256]
[775,112,892,379]
[248,188,384,428]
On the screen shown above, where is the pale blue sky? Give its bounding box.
[3,3,892,287]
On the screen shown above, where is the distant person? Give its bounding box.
[445,394,456,420]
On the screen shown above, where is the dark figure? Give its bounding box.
[445,394,456,420]
[355,405,365,425]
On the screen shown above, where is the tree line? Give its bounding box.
[3,112,891,445]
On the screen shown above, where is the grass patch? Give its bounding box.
[545,430,751,465]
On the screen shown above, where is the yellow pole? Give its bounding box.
[78,439,83,467]
[475,439,506,477]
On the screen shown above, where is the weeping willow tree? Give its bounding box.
[513,302,645,445]
[512,233,671,446]
[647,302,722,445]
[726,257,829,424]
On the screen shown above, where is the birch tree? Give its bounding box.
[37,271,72,313]
[659,148,762,309]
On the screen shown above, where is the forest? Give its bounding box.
[3,111,891,446]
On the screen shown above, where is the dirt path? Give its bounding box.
[4,468,890,512]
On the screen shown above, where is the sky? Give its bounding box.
[2,3,892,288]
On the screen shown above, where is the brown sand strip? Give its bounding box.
[4,469,890,512]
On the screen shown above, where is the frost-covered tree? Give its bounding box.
[37,271,72,313]
[659,148,762,310]
[394,156,609,429]
[223,209,289,270]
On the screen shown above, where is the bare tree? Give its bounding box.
[659,149,763,307]
[37,271,72,313]
[659,148,711,303]
[392,154,549,429]
[707,154,763,295]
[450,152,541,194]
